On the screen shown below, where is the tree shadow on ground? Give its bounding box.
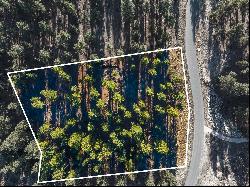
[209,134,249,186]
[190,0,206,41]
[190,0,249,185]
[17,50,179,180]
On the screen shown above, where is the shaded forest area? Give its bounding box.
[190,0,249,185]
[0,0,185,185]
[190,0,249,135]
[208,0,249,135]
[12,49,187,182]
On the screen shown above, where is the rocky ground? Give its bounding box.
[193,0,249,186]
[198,134,249,186]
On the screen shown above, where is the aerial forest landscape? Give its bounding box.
[10,48,188,182]
[0,0,249,186]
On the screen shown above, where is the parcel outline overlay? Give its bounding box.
[8,47,191,184]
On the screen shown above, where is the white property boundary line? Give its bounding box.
[7,47,191,184]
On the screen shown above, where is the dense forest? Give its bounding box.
[208,0,249,135]
[188,0,249,186]
[0,0,185,185]
[11,49,188,182]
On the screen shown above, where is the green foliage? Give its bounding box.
[133,103,141,114]
[68,133,82,149]
[56,31,71,47]
[0,121,30,154]
[39,122,51,134]
[165,82,173,91]
[90,53,99,60]
[66,118,77,127]
[167,107,179,117]
[8,44,24,59]
[148,68,157,76]
[160,83,166,90]
[11,49,185,184]
[138,100,146,108]
[140,141,152,155]
[39,140,49,150]
[146,87,154,97]
[52,167,65,180]
[81,135,91,153]
[227,23,245,46]
[157,92,167,101]
[38,21,51,33]
[155,105,165,114]
[1,0,187,185]
[155,140,169,154]
[33,0,46,13]
[113,92,124,103]
[163,59,170,65]
[65,170,76,185]
[174,91,185,101]
[102,79,117,92]
[153,58,161,66]
[24,73,37,79]
[97,143,112,161]
[87,123,94,131]
[74,40,86,52]
[93,164,101,173]
[131,123,143,136]
[53,67,71,81]
[88,109,97,119]
[89,87,100,100]
[101,123,109,132]
[124,110,132,119]
[141,57,150,65]
[94,140,102,151]
[96,99,105,109]
[122,0,134,21]
[210,0,249,135]
[116,49,124,56]
[84,74,93,82]
[110,132,123,148]
[125,159,134,171]
[50,127,65,139]
[40,90,57,102]
[121,129,132,138]
[16,21,29,32]
[133,100,150,121]
[112,70,119,77]
[49,154,60,168]
[235,60,249,70]
[63,1,77,15]
[141,111,150,120]
[171,74,182,84]
[0,0,10,9]
[24,140,40,160]
[70,85,81,106]
[30,97,44,109]
[38,49,50,62]
[218,71,249,97]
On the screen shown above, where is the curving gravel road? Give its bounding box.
[204,126,249,143]
[184,0,205,186]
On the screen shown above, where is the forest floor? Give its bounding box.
[198,134,249,186]
[169,49,189,167]
[193,0,249,185]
